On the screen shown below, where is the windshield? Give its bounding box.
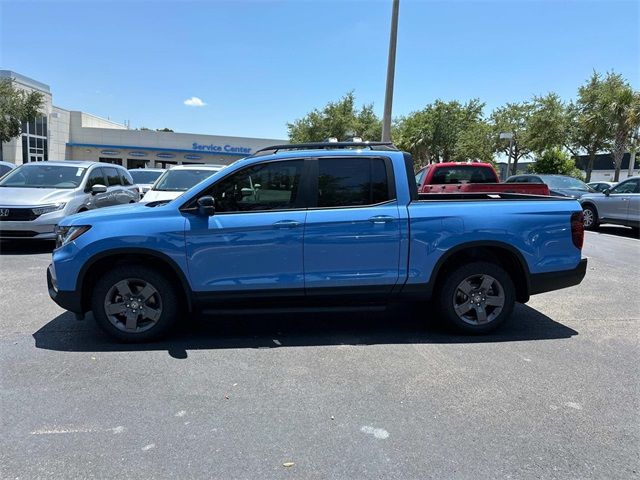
[542,176,592,191]
[153,169,219,192]
[0,164,87,189]
[129,170,163,184]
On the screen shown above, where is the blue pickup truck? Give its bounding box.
[48,142,587,342]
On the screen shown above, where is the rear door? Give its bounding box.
[303,156,401,296]
[103,167,124,205]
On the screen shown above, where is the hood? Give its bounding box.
[549,188,591,199]
[0,187,75,206]
[60,202,151,226]
[141,190,183,203]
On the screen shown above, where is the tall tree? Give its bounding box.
[395,98,487,165]
[490,102,533,176]
[598,72,640,181]
[0,79,44,159]
[527,93,570,154]
[287,91,382,143]
[569,72,612,182]
[454,120,495,163]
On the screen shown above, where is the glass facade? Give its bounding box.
[21,116,48,163]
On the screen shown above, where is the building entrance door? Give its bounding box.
[127,159,148,169]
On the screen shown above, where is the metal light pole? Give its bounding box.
[381,0,400,142]
[628,126,639,178]
[499,132,514,178]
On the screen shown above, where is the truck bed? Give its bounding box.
[419,183,550,195]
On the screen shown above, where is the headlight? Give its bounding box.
[32,203,66,216]
[55,225,91,248]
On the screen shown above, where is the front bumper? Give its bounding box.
[0,221,57,239]
[47,264,83,313]
[529,258,588,295]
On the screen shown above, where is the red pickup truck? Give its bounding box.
[416,162,550,195]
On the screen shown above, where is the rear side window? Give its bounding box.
[318,158,391,208]
[104,167,122,186]
[415,167,427,187]
[120,169,134,186]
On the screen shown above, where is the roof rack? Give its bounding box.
[251,141,399,157]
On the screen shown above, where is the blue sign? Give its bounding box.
[156,153,175,159]
[192,142,252,155]
[100,150,119,155]
[129,151,148,157]
[184,154,202,160]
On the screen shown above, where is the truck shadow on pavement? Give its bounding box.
[0,240,55,255]
[33,303,578,359]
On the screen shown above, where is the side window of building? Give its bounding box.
[85,168,106,191]
[120,169,134,186]
[317,158,392,208]
[104,167,122,187]
[211,160,304,212]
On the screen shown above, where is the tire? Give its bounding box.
[91,265,179,342]
[436,261,516,334]
[582,204,599,230]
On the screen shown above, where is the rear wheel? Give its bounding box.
[437,261,515,334]
[582,204,598,230]
[91,265,178,342]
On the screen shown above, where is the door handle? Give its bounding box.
[368,215,395,224]
[273,220,302,228]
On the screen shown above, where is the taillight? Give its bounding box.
[571,212,584,249]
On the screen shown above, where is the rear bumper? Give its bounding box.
[47,264,83,313]
[529,258,588,295]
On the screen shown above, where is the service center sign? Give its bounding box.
[192,142,252,155]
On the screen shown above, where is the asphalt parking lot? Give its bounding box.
[1,226,639,479]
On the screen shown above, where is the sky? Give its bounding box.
[1,0,638,140]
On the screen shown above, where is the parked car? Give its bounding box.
[128,168,165,198]
[0,161,16,178]
[47,142,587,342]
[0,161,139,240]
[505,174,595,198]
[587,181,617,193]
[580,177,639,231]
[416,162,550,195]
[141,165,224,202]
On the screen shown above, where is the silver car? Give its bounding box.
[580,177,640,231]
[0,161,140,240]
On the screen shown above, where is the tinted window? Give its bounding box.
[415,168,427,187]
[104,167,122,186]
[318,158,391,208]
[541,176,590,190]
[211,160,303,212]
[505,176,523,183]
[0,164,87,189]
[120,170,134,186]
[430,165,496,184]
[611,179,639,194]
[85,168,106,190]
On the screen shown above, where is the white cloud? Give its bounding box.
[183,96,206,107]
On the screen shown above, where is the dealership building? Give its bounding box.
[0,70,286,169]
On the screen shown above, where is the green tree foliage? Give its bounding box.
[529,148,584,180]
[454,120,495,164]
[569,73,614,182]
[156,127,174,132]
[490,102,533,176]
[0,78,44,144]
[528,93,570,153]
[394,99,487,164]
[287,91,382,143]
[597,72,640,181]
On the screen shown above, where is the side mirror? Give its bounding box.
[603,188,610,196]
[197,195,215,216]
[91,184,107,195]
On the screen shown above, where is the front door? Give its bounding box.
[599,179,638,221]
[303,157,401,295]
[185,159,308,294]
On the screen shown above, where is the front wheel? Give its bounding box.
[436,261,516,334]
[91,265,179,342]
[582,205,598,230]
